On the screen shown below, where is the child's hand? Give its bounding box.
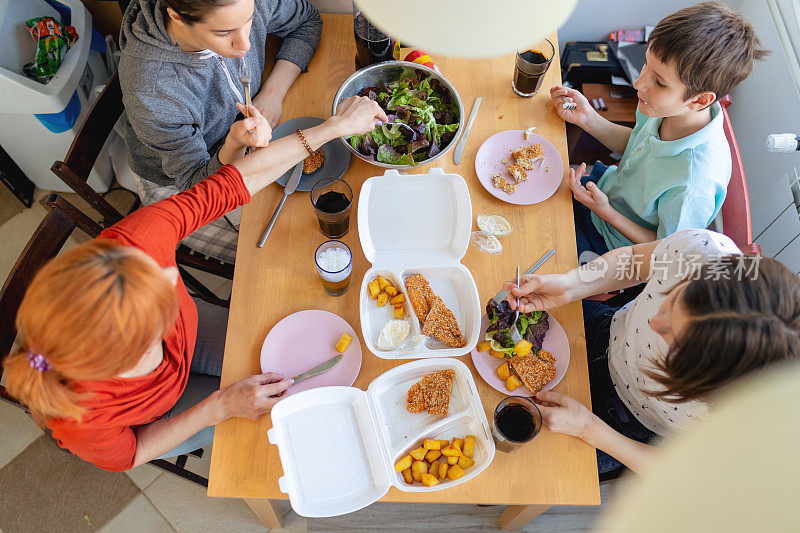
[228,103,273,149]
[570,163,612,217]
[503,273,575,312]
[534,390,596,440]
[550,85,595,128]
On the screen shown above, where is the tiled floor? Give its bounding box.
[0,184,621,531]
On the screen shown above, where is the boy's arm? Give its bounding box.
[570,165,657,244]
[550,85,632,153]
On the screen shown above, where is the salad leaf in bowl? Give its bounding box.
[485,299,550,356]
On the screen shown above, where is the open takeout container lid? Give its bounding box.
[358,169,471,266]
[267,358,494,518]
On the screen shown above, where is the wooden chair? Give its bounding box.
[49,72,233,306]
[0,194,207,487]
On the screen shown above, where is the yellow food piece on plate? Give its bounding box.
[476,340,491,352]
[368,279,380,299]
[439,439,450,448]
[463,435,475,458]
[428,459,440,477]
[394,306,405,319]
[335,333,352,353]
[497,361,511,380]
[377,293,389,307]
[423,439,441,450]
[420,473,440,487]
[490,349,506,359]
[457,455,475,469]
[410,447,427,461]
[425,450,441,462]
[378,275,391,290]
[438,462,448,479]
[395,455,412,472]
[412,460,428,482]
[447,455,458,465]
[506,375,523,391]
[441,446,461,457]
[452,438,463,451]
[384,285,399,297]
[514,339,533,357]
[447,464,465,480]
[389,294,406,306]
[401,467,413,484]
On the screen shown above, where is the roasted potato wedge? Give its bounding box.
[457,455,475,469]
[394,306,405,319]
[446,464,465,480]
[447,455,458,465]
[463,435,475,459]
[420,473,440,487]
[425,450,441,462]
[378,275,391,290]
[514,339,533,357]
[335,333,352,353]
[496,361,511,380]
[377,293,389,307]
[423,439,441,450]
[438,462,448,480]
[368,279,380,299]
[490,349,506,359]
[401,467,413,484]
[410,447,427,461]
[384,284,399,297]
[452,438,463,451]
[441,446,461,457]
[395,455,412,472]
[506,375,524,391]
[476,340,491,352]
[389,294,406,306]
[439,439,450,448]
[411,460,428,482]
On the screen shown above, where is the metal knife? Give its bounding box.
[257,161,303,247]
[492,248,556,304]
[453,97,482,165]
[292,354,343,384]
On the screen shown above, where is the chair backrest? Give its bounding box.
[718,96,760,254]
[50,72,126,226]
[0,195,102,406]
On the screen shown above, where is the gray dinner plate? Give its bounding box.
[272,117,352,192]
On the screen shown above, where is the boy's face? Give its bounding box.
[633,49,715,118]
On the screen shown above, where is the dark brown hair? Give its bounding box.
[646,255,800,403]
[164,0,236,24]
[648,1,769,99]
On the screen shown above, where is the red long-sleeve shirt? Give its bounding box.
[47,165,250,471]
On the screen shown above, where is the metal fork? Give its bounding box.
[238,56,253,153]
[509,266,523,344]
[375,119,416,135]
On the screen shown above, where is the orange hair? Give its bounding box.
[3,239,178,423]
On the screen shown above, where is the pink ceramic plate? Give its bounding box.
[470,312,570,396]
[260,310,362,394]
[474,130,564,205]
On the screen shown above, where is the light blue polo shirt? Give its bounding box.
[590,102,731,251]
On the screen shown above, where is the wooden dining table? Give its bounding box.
[208,13,600,530]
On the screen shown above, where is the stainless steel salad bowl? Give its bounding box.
[331,61,465,169]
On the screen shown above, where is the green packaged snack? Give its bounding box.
[22,16,79,84]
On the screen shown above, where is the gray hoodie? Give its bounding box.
[119,0,321,189]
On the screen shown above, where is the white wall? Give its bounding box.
[728,0,800,271]
[557,0,709,46]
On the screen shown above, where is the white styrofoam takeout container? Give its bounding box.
[267,358,495,518]
[358,168,481,358]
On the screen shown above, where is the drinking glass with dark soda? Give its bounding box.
[512,39,555,97]
[311,178,353,239]
[492,396,542,452]
[353,7,395,70]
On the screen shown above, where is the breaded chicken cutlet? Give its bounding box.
[405,274,436,322]
[303,148,325,174]
[422,296,467,348]
[510,350,556,394]
[406,369,455,416]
